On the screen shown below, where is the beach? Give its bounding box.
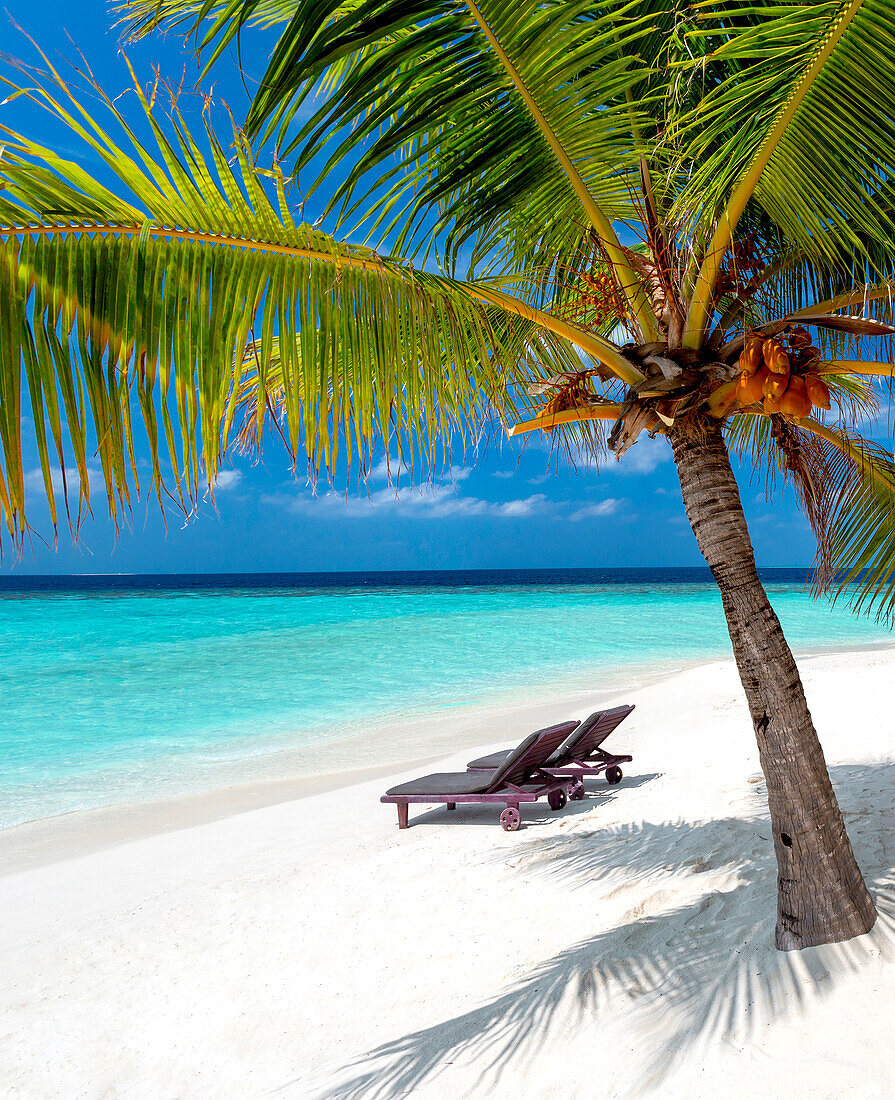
[4,0,895,1091]
[2,645,895,1098]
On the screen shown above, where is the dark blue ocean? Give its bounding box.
[1,568,891,827]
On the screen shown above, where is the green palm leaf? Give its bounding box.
[119,0,296,43]
[723,403,895,619]
[678,0,895,344]
[0,61,634,545]
[802,421,895,619]
[119,0,666,337]
[232,322,612,461]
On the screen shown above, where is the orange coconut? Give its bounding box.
[766,345,791,375]
[763,390,786,414]
[738,363,770,405]
[708,381,739,417]
[739,337,763,376]
[763,372,788,400]
[780,375,812,419]
[804,374,832,411]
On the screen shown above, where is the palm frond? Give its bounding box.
[716,263,895,370]
[133,1,665,325]
[726,414,829,583]
[0,60,605,546]
[677,0,895,344]
[725,364,880,585]
[801,420,895,620]
[118,0,296,44]
[728,410,895,619]
[234,318,614,463]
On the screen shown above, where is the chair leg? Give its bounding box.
[397,802,409,829]
[446,802,456,811]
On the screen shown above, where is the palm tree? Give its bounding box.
[2,0,895,950]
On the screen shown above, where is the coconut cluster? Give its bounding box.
[536,373,596,423]
[735,328,831,420]
[577,269,627,326]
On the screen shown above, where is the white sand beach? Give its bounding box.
[2,646,895,1099]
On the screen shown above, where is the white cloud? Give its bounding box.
[569,498,620,521]
[364,457,471,487]
[266,477,550,521]
[24,465,106,498]
[200,468,243,502]
[365,455,406,483]
[492,469,516,479]
[446,464,473,484]
[491,494,549,518]
[213,470,242,492]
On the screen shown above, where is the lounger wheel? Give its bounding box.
[548,788,567,811]
[500,807,521,832]
[606,765,623,785]
[570,780,585,801]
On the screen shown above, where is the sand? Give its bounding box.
[2,645,895,1098]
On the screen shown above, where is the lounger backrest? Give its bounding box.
[549,704,635,765]
[545,710,603,765]
[486,721,579,792]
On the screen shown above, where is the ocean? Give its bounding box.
[0,568,891,829]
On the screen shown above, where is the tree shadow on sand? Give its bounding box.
[278,762,895,1099]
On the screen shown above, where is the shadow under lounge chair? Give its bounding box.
[466,705,635,797]
[381,720,578,832]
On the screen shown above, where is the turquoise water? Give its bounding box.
[0,570,891,828]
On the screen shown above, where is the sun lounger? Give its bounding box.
[467,705,634,798]
[381,720,579,831]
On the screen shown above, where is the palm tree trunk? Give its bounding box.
[670,417,876,950]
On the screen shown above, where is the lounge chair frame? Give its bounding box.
[546,747,634,793]
[381,722,578,831]
[382,771,576,831]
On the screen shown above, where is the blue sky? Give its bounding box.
[1,1,885,574]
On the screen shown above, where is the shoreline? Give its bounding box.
[0,672,650,875]
[2,640,892,877]
[4,568,892,838]
[0,649,687,834]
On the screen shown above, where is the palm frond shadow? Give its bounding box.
[285,763,895,1099]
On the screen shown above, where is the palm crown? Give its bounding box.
[1,0,895,614]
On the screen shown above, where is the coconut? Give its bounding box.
[761,337,791,375]
[738,364,770,405]
[707,380,738,417]
[739,337,763,376]
[763,390,785,414]
[766,345,791,375]
[780,375,812,419]
[787,326,812,350]
[763,372,788,400]
[805,374,832,411]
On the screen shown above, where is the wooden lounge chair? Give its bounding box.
[381,721,578,832]
[466,705,634,799]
